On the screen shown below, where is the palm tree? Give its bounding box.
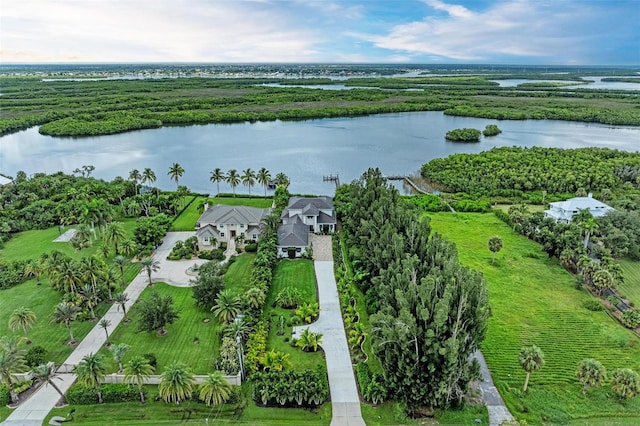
[124,356,155,403]
[274,172,289,188]
[80,284,100,319]
[168,163,185,189]
[98,319,112,343]
[109,343,130,372]
[51,302,80,344]
[488,236,502,265]
[223,319,250,341]
[209,168,226,197]
[8,307,37,342]
[296,328,323,352]
[141,167,157,188]
[241,168,256,197]
[158,362,196,404]
[244,287,266,311]
[113,255,127,288]
[104,222,127,255]
[23,260,44,286]
[113,292,130,320]
[577,358,607,395]
[74,353,107,403]
[211,290,242,323]
[129,169,142,195]
[610,368,640,400]
[226,169,240,198]
[0,336,27,403]
[519,345,545,392]
[257,167,271,197]
[140,257,160,287]
[199,371,232,406]
[31,363,66,404]
[121,239,138,259]
[581,217,599,249]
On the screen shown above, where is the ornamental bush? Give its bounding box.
[622,309,640,328]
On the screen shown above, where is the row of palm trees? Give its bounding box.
[73,352,232,406]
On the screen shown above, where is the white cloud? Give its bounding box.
[359,0,606,63]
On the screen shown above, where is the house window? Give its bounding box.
[307,216,314,220]
[252,234,257,239]
[219,224,224,228]
[220,232,225,237]
[281,248,287,253]
[240,224,245,228]
[296,248,302,252]
[203,236,210,242]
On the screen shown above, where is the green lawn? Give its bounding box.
[427,212,640,424]
[619,260,640,307]
[171,196,273,231]
[264,259,324,371]
[224,253,256,293]
[99,282,220,374]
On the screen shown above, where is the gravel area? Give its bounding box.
[310,234,333,261]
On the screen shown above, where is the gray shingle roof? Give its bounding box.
[198,204,271,226]
[277,223,309,247]
[287,196,334,211]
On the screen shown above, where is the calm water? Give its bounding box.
[1,112,638,196]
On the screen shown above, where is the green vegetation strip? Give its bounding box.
[427,212,640,424]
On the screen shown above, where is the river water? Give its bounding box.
[1,112,638,195]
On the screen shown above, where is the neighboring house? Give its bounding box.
[277,196,336,258]
[0,174,12,186]
[195,204,271,246]
[544,193,614,223]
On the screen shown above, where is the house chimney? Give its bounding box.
[204,202,209,211]
[587,193,593,198]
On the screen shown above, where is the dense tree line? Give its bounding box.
[336,169,489,413]
[1,73,639,136]
[421,147,640,198]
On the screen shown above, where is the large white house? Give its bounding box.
[195,204,272,246]
[544,194,614,223]
[277,197,336,258]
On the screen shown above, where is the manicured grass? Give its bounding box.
[427,212,640,424]
[224,253,256,294]
[0,220,139,263]
[99,282,221,374]
[170,196,273,231]
[619,260,640,307]
[264,259,324,371]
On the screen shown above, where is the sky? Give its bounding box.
[1,0,639,65]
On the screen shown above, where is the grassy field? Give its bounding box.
[264,259,324,371]
[170,196,274,231]
[619,260,640,307]
[426,212,640,424]
[100,255,255,373]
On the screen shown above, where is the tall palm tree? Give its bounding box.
[23,260,44,286]
[199,371,233,406]
[99,319,112,343]
[51,256,82,294]
[129,169,142,195]
[113,255,127,288]
[274,172,289,188]
[519,345,545,392]
[0,336,27,403]
[226,169,240,198]
[113,292,130,320]
[79,255,106,292]
[31,363,67,404]
[257,167,271,197]
[124,356,154,403]
[577,358,607,395]
[158,362,195,404]
[141,167,157,187]
[140,257,160,287]
[209,168,226,197]
[211,290,242,323]
[80,284,100,319]
[104,222,127,255]
[8,307,37,342]
[109,343,130,372]
[168,163,185,189]
[51,302,80,344]
[74,353,107,403]
[241,168,256,197]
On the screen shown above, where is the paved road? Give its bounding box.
[293,235,365,426]
[2,232,201,426]
[474,350,514,426]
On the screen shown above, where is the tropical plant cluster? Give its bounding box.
[66,383,143,405]
[421,147,640,198]
[250,366,329,407]
[335,168,489,413]
[405,194,491,213]
[444,128,481,142]
[2,73,639,137]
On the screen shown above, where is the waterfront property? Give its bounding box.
[277,197,336,258]
[544,193,614,222]
[195,203,272,246]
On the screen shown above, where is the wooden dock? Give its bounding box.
[323,174,340,187]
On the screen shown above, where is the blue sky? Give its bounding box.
[1,0,638,64]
